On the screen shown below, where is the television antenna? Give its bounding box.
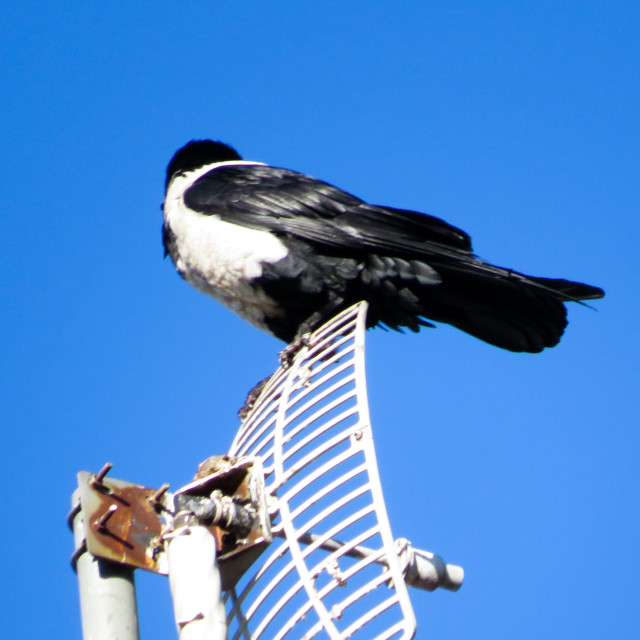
[69,302,463,639]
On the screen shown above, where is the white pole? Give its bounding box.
[70,490,140,640]
[167,518,227,640]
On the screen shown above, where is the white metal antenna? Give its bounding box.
[69,301,462,640]
[225,301,461,639]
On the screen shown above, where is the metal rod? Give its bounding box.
[273,529,463,591]
[70,490,140,640]
[167,518,227,640]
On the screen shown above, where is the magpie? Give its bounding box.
[162,139,604,353]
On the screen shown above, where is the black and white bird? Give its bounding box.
[162,140,603,353]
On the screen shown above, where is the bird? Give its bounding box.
[162,139,604,354]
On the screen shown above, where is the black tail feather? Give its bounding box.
[359,257,604,353]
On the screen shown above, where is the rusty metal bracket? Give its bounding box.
[76,469,172,574]
[174,454,273,590]
[73,455,272,590]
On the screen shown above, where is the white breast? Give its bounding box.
[164,161,289,331]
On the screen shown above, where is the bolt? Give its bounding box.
[149,483,170,507]
[90,462,113,488]
[96,504,118,530]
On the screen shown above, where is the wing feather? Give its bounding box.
[184,165,473,258]
[182,162,603,351]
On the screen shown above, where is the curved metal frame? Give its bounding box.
[227,303,417,640]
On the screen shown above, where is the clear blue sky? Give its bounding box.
[2,2,638,638]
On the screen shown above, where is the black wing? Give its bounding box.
[185,164,603,351]
[184,164,474,257]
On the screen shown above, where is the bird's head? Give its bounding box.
[165,140,242,189]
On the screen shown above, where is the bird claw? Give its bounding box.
[238,375,271,420]
[279,334,312,369]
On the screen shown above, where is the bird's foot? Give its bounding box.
[278,334,312,369]
[238,375,271,420]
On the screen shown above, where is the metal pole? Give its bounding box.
[70,490,140,640]
[167,516,227,640]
